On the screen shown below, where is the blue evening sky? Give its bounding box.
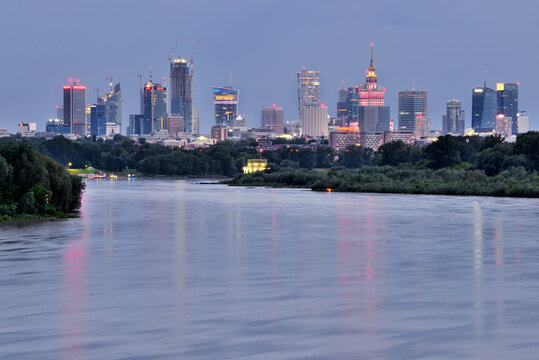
[0,0,537,133]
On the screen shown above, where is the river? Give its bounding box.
[1,179,539,359]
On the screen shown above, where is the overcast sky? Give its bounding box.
[1,0,537,133]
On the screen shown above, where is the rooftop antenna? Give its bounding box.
[412,80,415,91]
[483,69,488,87]
[228,72,232,87]
[370,42,374,66]
[149,66,153,83]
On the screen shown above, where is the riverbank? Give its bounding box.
[226,166,539,198]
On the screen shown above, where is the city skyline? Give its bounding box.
[1,0,537,133]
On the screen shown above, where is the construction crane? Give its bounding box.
[168,36,179,63]
[93,88,100,101]
[189,39,200,123]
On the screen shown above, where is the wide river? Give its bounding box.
[1,179,539,359]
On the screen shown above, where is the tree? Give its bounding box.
[339,145,373,168]
[514,131,539,170]
[425,135,461,169]
[377,140,411,166]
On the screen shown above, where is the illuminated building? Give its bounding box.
[213,86,239,126]
[17,123,37,134]
[90,104,106,136]
[496,82,519,134]
[398,89,428,136]
[496,114,511,136]
[517,112,530,134]
[170,59,193,132]
[98,83,122,132]
[261,105,284,135]
[301,105,328,137]
[442,99,465,135]
[297,68,320,115]
[63,81,86,136]
[337,88,348,122]
[46,119,70,135]
[211,125,228,142]
[356,44,390,132]
[243,159,268,174]
[143,82,167,133]
[472,84,496,131]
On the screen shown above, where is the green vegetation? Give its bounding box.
[2,131,539,197]
[0,143,84,223]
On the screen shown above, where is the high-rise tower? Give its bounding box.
[398,89,428,136]
[356,44,390,133]
[297,68,320,115]
[143,82,167,134]
[442,99,465,135]
[496,82,519,134]
[472,84,496,131]
[170,59,193,132]
[213,86,239,126]
[63,80,86,136]
[261,105,284,135]
[98,82,122,131]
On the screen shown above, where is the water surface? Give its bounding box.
[1,179,539,359]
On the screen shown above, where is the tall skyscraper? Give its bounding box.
[301,106,328,137]
[170,58,193,132]
[213,86,239,126]
[496,82,519,134]
[56,105,64,121]
[442,99,465,135]
[336,88,348,122]
[143,82,167,134]
[297,68,320,115]
[98,83,122,131]
[90,104,106,136]
[398,89,428,136]
[472,85,497,131]
[63,81,86,136]
[261,105,284,135]
[357,44,390,132]
[192,107,200,135]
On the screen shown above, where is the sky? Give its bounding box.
[1,0,538,133]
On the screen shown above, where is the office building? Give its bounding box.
[17,123,37,134]
[496,114,511,136]
[297,68,320,115]
[301,105,328,137]
[472,85,497,131]
[211,125,228,142]
[517,112,530,134]
[497,82,519,134]
[213,87,239,126]
[90,104,106,136]
[46,119,70,135]
[170,58,193,132]
[143,82,167,133]
[105,123,121,137]
[398,89,428,136]
[192,107,200,135]
[128,114,144,136]
[166,115,184,135]
[337,88,348,121]
[261,105,284,135]
[63,82,86,136]
[0,129,8,137]
[56,105,64,121]
[98,83,122,131]
[442,99,465,135]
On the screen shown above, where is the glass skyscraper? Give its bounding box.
[496,82,519,134]
[297,68,320,116]
[398,90,428,134]
[90,104,106,136]
[213,87,239,126]
[98,83,122,131]
[472,85,496,131]
[170,59,193,132]
[442,99,465,135]
[63,83,87,136]
[143,82,167,133]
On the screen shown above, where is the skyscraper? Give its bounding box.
[261,105,284,135]
[357,44,390,132]
[442,99,465,135]
[297,68,320,115]
[213,86,239,126]
[56,105,64,121]
[98,83,122,131]
[496,82,519,134]
[63,81,86,136]
[90,104,106,136]
[301,106,328,137]
[398,89,428,136]
[336,88,348,123]
[170,58,193,132]
[517,112,530,134]
[143,82,167,134]
[472,85,497,131]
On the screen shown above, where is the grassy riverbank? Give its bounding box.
[227,166,539,197]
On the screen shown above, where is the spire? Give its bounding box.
[365,43,378,89]
[370,42,374,67]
